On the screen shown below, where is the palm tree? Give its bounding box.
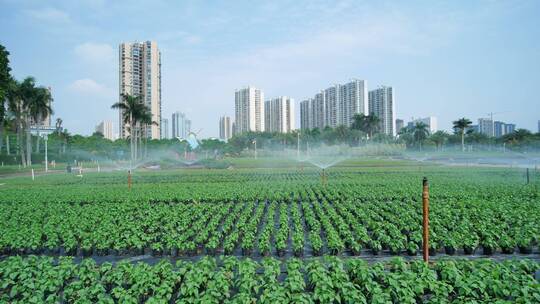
[112,94,139,161]
[18,77,52,165]
[0,45,10,154]
[351,113,380,139]
[138,106,157,158]
[27,86,53,154]
[452,118,472,152]
[112,94,152,161]
[429,130,448,150]
[412,122,430,150]
[55,118,63,132]
[6,78,26,166]
[364,115,380,139]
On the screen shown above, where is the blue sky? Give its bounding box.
[1,0,539,137]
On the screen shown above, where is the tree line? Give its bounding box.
[2,43,539,165]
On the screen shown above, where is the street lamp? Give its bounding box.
[43,134,48,172]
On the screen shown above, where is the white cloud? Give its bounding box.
[74,42,115,65]
[25,8,71,24]
[69,78,113,97]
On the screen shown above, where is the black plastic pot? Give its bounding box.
[95,248,108,256]
[463,246,476,255]
[330,249,341,256]
[371,248,380,255]
[312,248,322,256]
[444,246,456,255]
[501,247,515,254]
[205,248,216,256]
[82,248,93,257]
[389,248,401,255]
[406,249,417,256]
[483,246,495,255]
[429,247,437,256]
[277,249,285,257]
[518,246,533,254]
[293,249,303,257]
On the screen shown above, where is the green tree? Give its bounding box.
[412,122,430,150]
[18,77,53,165]
[351,113,380,139]
[429,131,449,150]
[0,44,11,155]
[6,78,27,166]
[112,94,150,161]
[28,85,53,154]
[452,118,472,152]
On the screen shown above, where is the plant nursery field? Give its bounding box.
[0,161,539,302]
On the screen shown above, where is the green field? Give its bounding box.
[1,159,539,302]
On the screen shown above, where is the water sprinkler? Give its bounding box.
[321,169,327,186]
[128,169,132,190]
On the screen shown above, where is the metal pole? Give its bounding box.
[526,168,530,184]
[44,136,48,172]
[422,177,429,263]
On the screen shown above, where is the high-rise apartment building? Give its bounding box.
[494,121,505,138]
[324,85,339,127]
[299,79,368,130]
[300,99,312,130]
[395,119,404,133]
[478,118,494,137]
[95,120,114,140]
[172,112,191,138]
[219,116,232,140]
[119,41,162,139]
[234,86,264,134]
[369,86,396,136]
[313,92,326,129]
[161,118,169,139]
[264,97,295,133]
[477,118,515,137]
[504,123,515,135]
[339,79,368,127]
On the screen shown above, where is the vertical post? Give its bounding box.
[128,170,132,190]
[526,168,530,184]
[254,140,257,159]
[31,168,35,181]
[422,177,429,263]
[44,135,48,172]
